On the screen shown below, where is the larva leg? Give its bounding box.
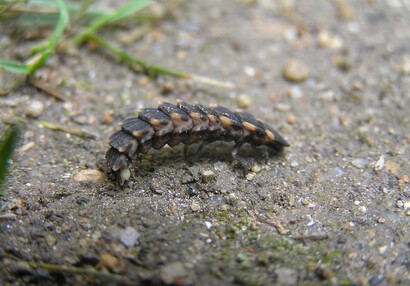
[232,142,255,175]
[191,141,206,163]
[255,147,269,164]
[184,144,190,158]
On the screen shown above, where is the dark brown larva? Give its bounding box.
[103,100,289,185]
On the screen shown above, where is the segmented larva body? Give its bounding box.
[104,100,289,185]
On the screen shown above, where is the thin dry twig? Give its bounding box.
[255,213,289,235]
[34,263,134,285]
[3,116,96,140]
[37,121,97,140]
[30,79,69,101]
[291,232,329,241]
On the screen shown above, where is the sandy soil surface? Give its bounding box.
[1,0,409,285]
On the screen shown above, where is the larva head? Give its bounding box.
[260,121,290,151]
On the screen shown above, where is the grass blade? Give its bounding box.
[0,0,69,75]
[73,0,152,46]
[0,126,19,194]
[27,0,69,74]
[0,61,30,74]
[88,34,236,89]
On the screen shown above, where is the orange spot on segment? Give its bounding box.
[265,129,275,141]
[242,122,257,132]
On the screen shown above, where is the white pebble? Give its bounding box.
[73,169,104,183]
[25,100,44,118]
[120,227,140,248]
[205,221,212,229]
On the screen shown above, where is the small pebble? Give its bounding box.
[385,161,399,176]
[351,158,366,169]
[358,206,367,213]
[246,173,255,181]
[100,252,119,270]
[237,94,252,108]
[73,169,104,184]
[25,100,44,118]
[378,245,388,255]
[377,217,385,224]
[120,227,140,248]
[286,113,296,124]
[205,221,212,229]
[102,112,113,125]
[161,81,174,94]
[251,165,262,173]
[290,161,299,168]
[398,175,409,185]
[17,142,35,154]
[374,155,385,172]
[282,59,310,82]
[159,262,186,285]
[404,201,410,210]
[191,202,200,212]
[201,170,215,182]
[301,198,309,206]
[317,31,344,50]
[46,234,56,246]
[396,200,404,209]
[138,76,149,86]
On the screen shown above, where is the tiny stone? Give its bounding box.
[317,30,344,50]
[374,155,385,172]
[159,262,186,285]
[205,221,212,229]
[201,169,215,182]
[73,169,104,184]
[378,245,388,255]
[351,158,366,169]
[396,200,404,209]
[221,204,228,211]
[301,198,309,206]
[25,100,44,118]
[100,252,119,270]
[102,112,113,125]
[246,173,255,181]
[283,59,310,82]
[377,217,385,224]
[161,81,174,94]
[190,202,200,212]
[46,234,56,246]
[286,86,303,99]
[250,222,258,231]
[358,206,367,213]
[404,201,410,210]
[385,161,399,176]
[120,227,140,248]
[286,113,296,125]
[251,165,262,173]
[237,94,252,108]
[290,161,299,168]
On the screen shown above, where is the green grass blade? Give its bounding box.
[0,126,19,194]
[73,0,152,46]
[0,61,30,74]
[0,0,69,75]
[27,0,69,74]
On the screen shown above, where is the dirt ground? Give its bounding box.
[1,0,409,285]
